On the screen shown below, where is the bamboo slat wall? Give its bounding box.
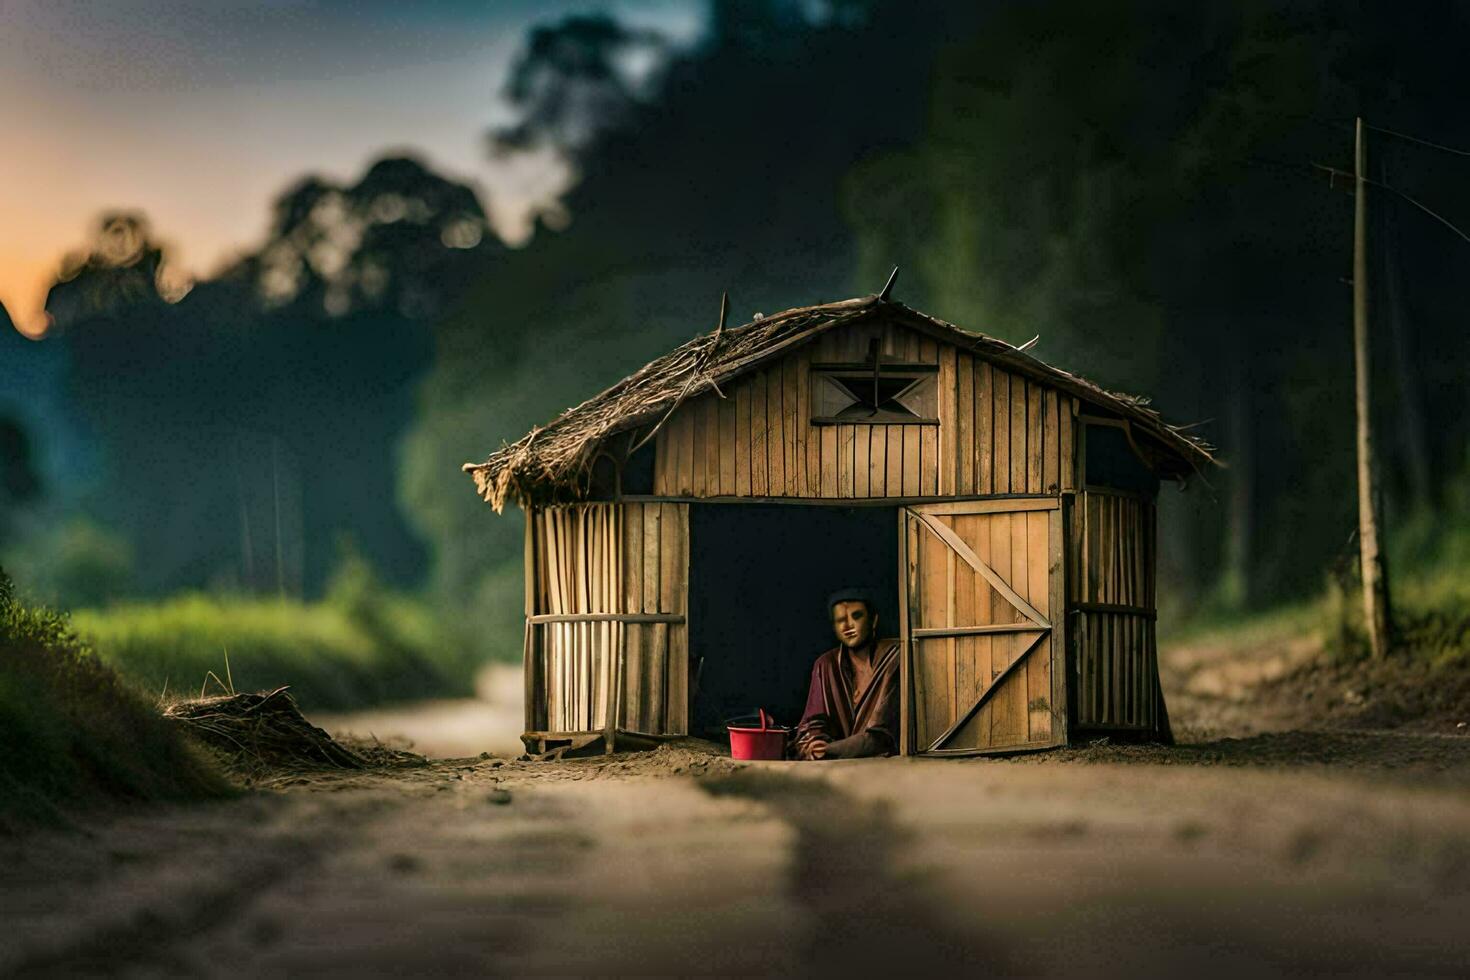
[907,504,1061,753]
[618,501,689,735]
[530,505,621,733]
[651,319,1077,499]
[1069,490,1158,730]
[526,502,688,736]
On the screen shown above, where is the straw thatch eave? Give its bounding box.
[462,295,1217,511]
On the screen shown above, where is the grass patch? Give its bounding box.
[72,593,459,713]
[0,569,231,830]
[1323,561,1470,670]
[1163,598,1323,654]
[1167,513,1470,673]
[68,547,474,713]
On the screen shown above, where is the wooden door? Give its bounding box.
[899,499,1065,755]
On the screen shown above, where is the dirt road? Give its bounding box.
[6,660,1470,976]
[5,731,1470,976]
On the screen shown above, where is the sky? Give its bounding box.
[0,0,705,337]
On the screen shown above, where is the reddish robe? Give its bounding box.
[793,638,901,760]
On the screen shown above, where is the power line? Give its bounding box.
[1311,163,1470,246]
[1365,122,1470,159]
[1247,153,1470,253]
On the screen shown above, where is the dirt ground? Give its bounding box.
[5,647,1470,976]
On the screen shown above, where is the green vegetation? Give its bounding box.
[71,553,471,713]
[0,569,230,830]
[1168,476,1470,674]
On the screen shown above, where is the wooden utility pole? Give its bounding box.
[1353,116,1393,657]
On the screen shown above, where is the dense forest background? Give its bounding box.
[5,0,1470,666]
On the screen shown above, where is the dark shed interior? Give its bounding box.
[687,503,899,739]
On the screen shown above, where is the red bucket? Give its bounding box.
[728,709,787,760]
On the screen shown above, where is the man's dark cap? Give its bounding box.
[827,588,878,614]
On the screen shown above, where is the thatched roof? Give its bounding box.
[463,294,1217,511]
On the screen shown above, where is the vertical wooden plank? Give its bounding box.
[768,363,786,495]
[1026,510,1050,740]
[917,521,950,747]
[902,426,920,497]
[538,512,553,739]
[991,368,1010,493]
[854,424,871,497]
[946,546,957,728]
[736,377,751,497]
[750,371,768,496]
[1049,506,1067,746]
[1114,496,1124,606]
[1140,502,1152,608]
[1121,498,1132,608]
[621,504,643,730]
[867,426,884,497]
[668,408,687,496]
[951,514,977,750]
[793,352,809,495]
[1083,491,1094,602]
[665,503,689,735]
[524,508,537,617]
[1060,397,1076,491]
[866,427,883,498]
[718,388,737,496]
[783,354,799,495]
[674,405,693,497]
[1132,613,1141,728]
[1005,509,1030,743]
[1011,376,1028,497]
[821,424,838,498]
[898,510,915,755]
[956,353,973,495]
[838,426,855,498]
[704,393,720,498]
[690,398,707,498]
[921,424,938,496]
[1027,381,1043,493]
[1107,501,1119,723]
[1128,503,1138,725]
[972,512,995,750]
[1042,390,1059,493]
[885,425,902,497]
[659,501,680,613]
[806,360,822,496]
[523,507,539,733]
[1105,614,1117,728]
[654,424,670,496]
[988,513,1012,745]
[939,345,957,495]
[976,361,992,495]
[643,503,663,731]
[918,335,938,498]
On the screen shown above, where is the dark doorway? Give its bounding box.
[687,503,900,739]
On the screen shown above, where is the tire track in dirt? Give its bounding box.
[1,794,383,977]
[698,767,1014,975]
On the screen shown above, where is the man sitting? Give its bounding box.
[793,589,900,760]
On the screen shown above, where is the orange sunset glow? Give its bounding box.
[0,0,698,337]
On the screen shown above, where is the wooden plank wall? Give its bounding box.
[1070,490,1158,730]
[527,502,689,737]
[618,502,689,735]
[651,318,1077,499]
[909,508,1059,752]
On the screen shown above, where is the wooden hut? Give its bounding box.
[463,291,1216,757]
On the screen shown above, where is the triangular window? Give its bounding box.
[810,339,938,425]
